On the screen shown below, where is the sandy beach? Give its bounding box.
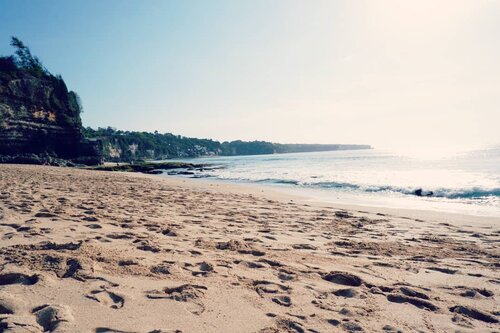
[0,164,498,332]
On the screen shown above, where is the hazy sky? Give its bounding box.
[1,0,499,151]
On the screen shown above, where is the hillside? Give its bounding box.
[83,127,371,162]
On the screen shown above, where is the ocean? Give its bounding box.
[165,146,500,217]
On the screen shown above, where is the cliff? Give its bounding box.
[0,41,101,165]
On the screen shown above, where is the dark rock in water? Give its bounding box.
[0,43,102,165]
[146,170,163,175]
[414,188,434,197]
[190,174,212,179]
[90,162,207,174]
[177,171,195,175]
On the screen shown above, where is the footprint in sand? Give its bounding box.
[0,272,39,286]
[341,321,364,332]
[32,304,75,332]
[271,295,292,307]
[95,328,136,333]
[136,240,161,253]
[34,210,58,218]
[322,271,363,287]
[333,288,361,298]
[150,264,172,275]
[277,269,295,281]
[449,305,498,324]
[254,280,291,296]
[276,318,305,333]
[0,296,16,315]
[86,288,125,309]
[96,328,179,333]
[147,284,207,315]
[253,280,293,308]
[0,315,43,332]
[190,261,215,277]
[456,287,494,299]
[386,294,438,312]
[427,266,459,275]
[161,227,178,237]
[398,286,430,300]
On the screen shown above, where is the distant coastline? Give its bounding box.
[83,127,371,163]
[0,38,371,166]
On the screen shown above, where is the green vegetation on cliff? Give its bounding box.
[0,37,100,165]
[83,127,371,162]
[82,127,221,162]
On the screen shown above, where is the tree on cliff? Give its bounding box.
[9,36,47,76]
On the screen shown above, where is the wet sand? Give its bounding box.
[0,164,498,332]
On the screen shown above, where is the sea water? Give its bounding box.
[165,146,500,217]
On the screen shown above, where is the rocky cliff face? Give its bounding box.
[0,67,101,165]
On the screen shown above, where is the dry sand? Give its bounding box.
[0,164,498,333]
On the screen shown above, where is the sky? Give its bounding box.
[1,0,499,152]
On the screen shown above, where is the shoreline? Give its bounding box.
[0,164,498,332]
[164,147,500,219]
[154,173,499,227]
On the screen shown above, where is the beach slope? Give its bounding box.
[0,165,498,332]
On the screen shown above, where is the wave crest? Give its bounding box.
[308,181,500,199]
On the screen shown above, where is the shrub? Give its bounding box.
[0,56,17,72]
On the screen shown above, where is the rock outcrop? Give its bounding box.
[0,60,101,165]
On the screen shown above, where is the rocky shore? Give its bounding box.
[87,161,210,174]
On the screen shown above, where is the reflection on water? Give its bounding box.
[166,146,500,217]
